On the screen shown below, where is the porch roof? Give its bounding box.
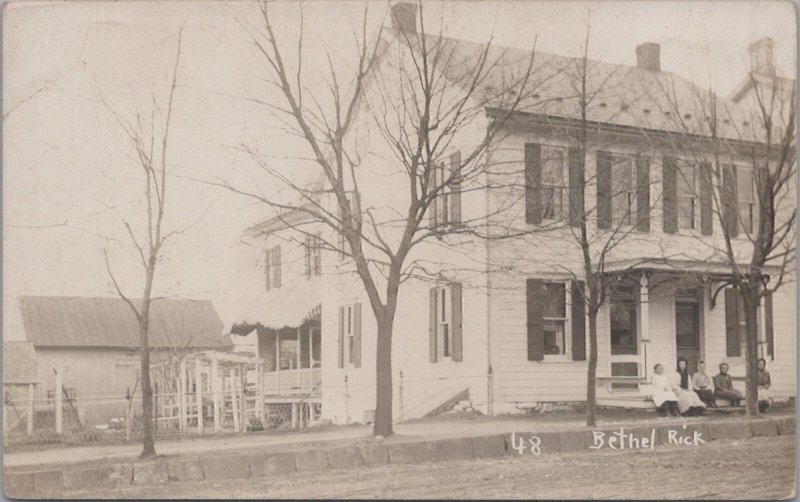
[602,257,783,278]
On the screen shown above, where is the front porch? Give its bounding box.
[594,261,774,409]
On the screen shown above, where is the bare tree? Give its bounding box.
[646,61,796,416]
[101,29,184,458]
[214,1,548,436]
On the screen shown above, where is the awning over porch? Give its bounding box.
[603,257,783,278]
[228,285,321,335]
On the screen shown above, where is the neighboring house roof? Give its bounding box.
[3,341,39,384]
[18,296,230,350]
[727,71,796,104]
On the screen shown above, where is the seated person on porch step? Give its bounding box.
[673,357,706,417]
[651,364,680,417]
[757,358,773,413]
[713,362,743,406]
[691,360,717,407]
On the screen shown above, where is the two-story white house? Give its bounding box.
[230,4,796,424]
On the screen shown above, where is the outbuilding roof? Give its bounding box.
[18,296,230,350]
[3,341,39,384]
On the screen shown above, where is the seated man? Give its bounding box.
[692,360,716,407]
[713,362,743,406]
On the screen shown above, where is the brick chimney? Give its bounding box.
[391,2,417,33]
[749,37,775,75]
[636,43,660,72]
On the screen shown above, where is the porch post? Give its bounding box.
[275,331,281,393]
[296,327,301,391]
[211,358,221,433]
[55,371,63,435]
[639,273,650,381]
[27,383,35,436]
[178,358,186,433]
[195,358,204,434]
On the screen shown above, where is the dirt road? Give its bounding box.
[65,435,795,499]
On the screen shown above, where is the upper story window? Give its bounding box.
[737,166,756,234]
[305,233,322,278]
[264,245,281,290]
[431,152,462,228]
[677,161,697,230]
[525,143,567,224]
[540,146,566,220]
[611,155,636,226]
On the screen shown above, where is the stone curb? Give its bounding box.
[4,415,795,498]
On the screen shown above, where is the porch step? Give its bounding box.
[597,394,656,409]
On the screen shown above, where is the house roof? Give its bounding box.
[3,341,39,384]
[18,296,230,350]
[424,34,750,140]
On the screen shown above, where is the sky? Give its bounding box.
[2,0,796,340]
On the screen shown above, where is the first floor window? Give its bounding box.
[610,288,637,355]
[430,283,463,362]
[345,305,355,364]
[542,282,567,355]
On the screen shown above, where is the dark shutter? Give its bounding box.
[451,283,463,362]
[449,151,462,225]
[662,156,678,234]
[596,151,612,229]
[304,236,311,278]
[338,306,345,368]
[699,162,713,235]
[525,143,542,224]
[722,165,739,237]
[429,287,438,362]
[526,279,544,361]
[274,246,281,287]
[353,303,362,368]
[571,280,586,361]
[568,148,584,227]
[636,155,650,232]
[264,248,272,291]
[429,165,438,229]
[725,289,741,357]
[765,291,774,360]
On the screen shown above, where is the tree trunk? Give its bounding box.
[373,314,394,437]
[741,289,760,417]
[139,313,157,459]
[586,302,598,427]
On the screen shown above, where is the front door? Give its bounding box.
[675,302,701,373]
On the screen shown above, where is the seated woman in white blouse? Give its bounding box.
[651,363,680,417]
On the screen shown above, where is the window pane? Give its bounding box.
[678,197,695,229]
[739,203,753,233]
[543,319,566,355]
[541,148,564,185]
[612,157,634,225]
[610,301,637,355]
[280,339,298,370]
[442,324,450,357]
[542,282,566,318]
[542,187,561,220]
[737,167,754,203]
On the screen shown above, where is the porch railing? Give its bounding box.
[261,368,322,396]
